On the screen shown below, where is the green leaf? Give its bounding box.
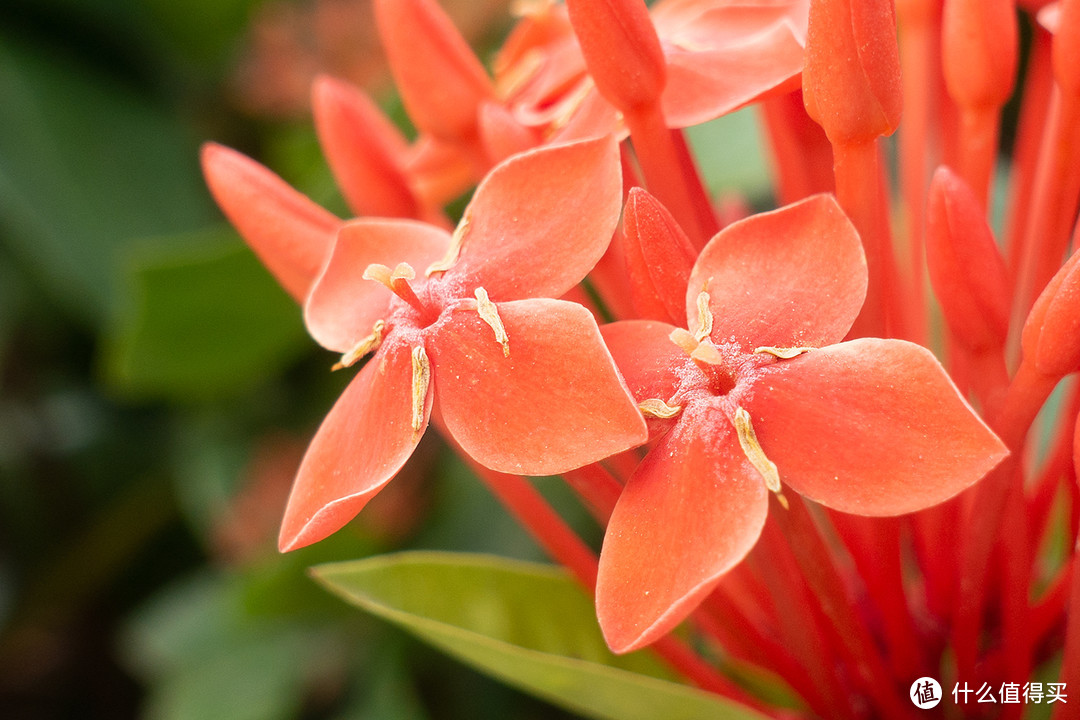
[0,33,212,325]
[312,552,768,720]
[104,228,308,402]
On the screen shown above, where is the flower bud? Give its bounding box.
[565,0,667,113]
[803,0,903,145]
[622,187,697,324]
[942,0,1018,110]
[201,143,339,301]
[374,0,494,141]
[1053,0,1080,98]
[312,76,419,219]
[925,166,1012,351]
[1022,241,1080,378]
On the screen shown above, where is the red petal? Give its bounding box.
[304,220,450,352]
[429,298,647,475]
[441,137,622,301]
[279,338,431,551]
[659,13,805,127]
[596,404,768,653]
[687,194,866,351]
[312,76,420,219]
[201,143,339,302]
[747,339,1008,516]
[601,320,685,403]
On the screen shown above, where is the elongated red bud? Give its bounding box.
[374,0,494,141]
[803,0,903,145]
[942,0,1018,110]
[565,0,667,113]
[201,143,339,302]
[926,166,1012,351]
[312,76,420,219]
[1022,236,1080,378]
[1053,0,1080,98]
[621,188,697,324]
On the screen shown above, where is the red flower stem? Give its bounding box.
[954,106,1001,212]
[759,91,835,206]
[997,479,1030,720]
[1003,30,1054,275]
[769,496,913,720]
[911,498,961,632]
[832,139,905,339]
[1010,89,1080,329]
[1054,544,1080,720]
[752,516,857,720]
[952,360,1060,678]
[896,1,939,346]
[561,463,622,525]
[1027,383,1080,567]
[1030,558,1072,656]
[623,102,719,248]
[828,512,922,681]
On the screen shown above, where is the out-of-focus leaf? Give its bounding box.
[685,108,771,200]
[0,33,212,325]
[313,552,768,720]
[123,571,347,720]
[104,228,308,402]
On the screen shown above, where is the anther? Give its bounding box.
[474,287,510,356]
[411,345,431,434]
[734,406,781,495]
[754,346,815,359]
[332,320,386,371]
[638,398,682,419]
[427,214,471,276]
[693,290,713,342]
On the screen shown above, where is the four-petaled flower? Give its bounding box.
[595,194,1008,652]
[276,136,647,551]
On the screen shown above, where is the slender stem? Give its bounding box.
[833,139,905,339]
[1054,543,1080,720]
[770,495,913,720]
[561,463,622,525]
[955,106,1001,213]
[624,102,719,248]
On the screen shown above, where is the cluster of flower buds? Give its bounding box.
[203,0,1080,716]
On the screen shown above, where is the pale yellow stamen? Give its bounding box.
[669,328,699,355]
[426,214,471,276]
[754,346,815,359]
[332,320,386,371]
[690,342,724,366]
[474,287,510,357]
[411,345,430,434]
[363,262,416,290]
[693,290,713,342]
[638,398,682,419]
[734,406,782,497]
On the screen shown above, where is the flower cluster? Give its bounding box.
[203,0,1080,716]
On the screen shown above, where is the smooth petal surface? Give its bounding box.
[430,299,646,475]
[747,339,1008,516]
[597,405,769,653]
[201,143,339,302]
[280,338,431,551]
[601,320,686,404]
[660,17,804,127]
[305,220,450,352]
[687,194,866,350]
[312,76,420,219]
[440,137,622,302]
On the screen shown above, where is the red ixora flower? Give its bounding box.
[274,136,646,552]
[595,193,1008,653]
